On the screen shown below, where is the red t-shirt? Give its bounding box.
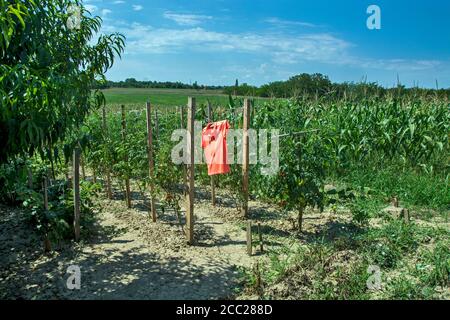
[201,120,230,176]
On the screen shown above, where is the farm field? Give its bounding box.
[1,0,449,303]
[1,91,449,300]
[101,87,268,109]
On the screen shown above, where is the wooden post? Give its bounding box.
[186,97,195,245]
[402,208,410,224]
[93,168,97,184]
[43,177,48,210]
[242,99,251,217]
[392,196,399,208]
[121,105,132,208]
[81,155,86,180]
[246,220,252,256]
[43,177,51,252]
[65,163,70,187]
[27,167,33,189]
[102,105,113,200]
[207,101,216,206]
[258,222,264,253]
[154,109,159,137]
[146,102,157,222]
[73,148,81,242]
[298,207,304,232]
[255,261,262,294]
[49,158,56,181]
[180,106,187,196]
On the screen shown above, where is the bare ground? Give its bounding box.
[0,187,357,300]
[1,185,447,300]
[0,188,257,300]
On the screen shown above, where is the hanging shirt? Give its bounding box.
[202,120,230,176]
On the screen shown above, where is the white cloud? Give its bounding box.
[100,21,444,73]
[113,1,125,4]
[355,58,442,71]
[101,9,112,17]
[265,17,317,28]
[132,5,143,11]
[84,4,98,13]
[103,22,351,65]
[163,12,213,26]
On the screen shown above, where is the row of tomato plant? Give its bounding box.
[80,95,449,228]
[1,95,448,245]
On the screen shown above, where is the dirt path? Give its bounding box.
[0,190,255,300]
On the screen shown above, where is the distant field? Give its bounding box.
[102,87,232,107]
[101,87,268,109]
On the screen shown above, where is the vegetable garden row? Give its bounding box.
[1,94,448,251]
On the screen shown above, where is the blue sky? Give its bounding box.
[85,0,450,88]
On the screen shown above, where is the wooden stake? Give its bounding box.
[43,177,51,252]
[186,97,195,245]
[154,108,159,137]
[180,106,187,196]
[27,166,33,189]
[146,102,157,222]
[207,101,216,206]
[246,220,252,256]
[65,163,70,187]
[43,178,48,210]
[50,158,56,181]
[402,208,410,224]
[298,207,304,232]
[93,168,97,184]
[392,196,399,208]
[255,261,262,294]
[242,99,251,217]
[258,222,264,253]
[73,148,81,242]
[81,155,86,180]
[121,105,132,208]
[102,105,113,200]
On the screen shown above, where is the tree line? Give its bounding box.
[98,78,225,90]
[100,74,450,100]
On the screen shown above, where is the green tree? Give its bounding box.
[0,0,125,163]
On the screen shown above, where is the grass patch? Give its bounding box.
[244,215,448,300]
[415,242,450,289]
[385,241,449,300]
[338,166,449,210]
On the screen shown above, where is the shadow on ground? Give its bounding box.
[0,205,243,300]
[300,220,367,248]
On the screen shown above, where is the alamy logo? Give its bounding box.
[67,5,81,30]
[367,5,381,30]
[366,265,382,290]
[66,265,81,290]
[171,123,280,176]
